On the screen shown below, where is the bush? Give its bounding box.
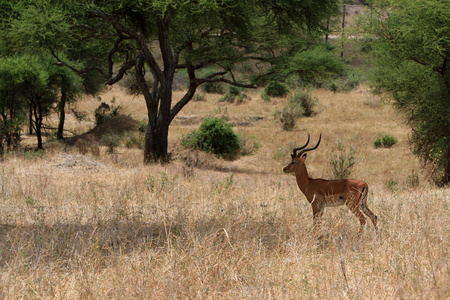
[326,70,363,93]
[137,119,147,133]
[260,91,271,102]
[197,67,226,94]
[386,179,398,192]
[182,118,240,158]
[288,89,317,117]
[24,149,45,160]
[193,93,206,101]
[329,142,356,179]
[264,81,288,97]
[101,134,122,153]
[274,89,317,131]
[125,132,144,149]
[219,86,249,103]
[277,105,304,131]
[374,135,397,148]
[201,81,225,94]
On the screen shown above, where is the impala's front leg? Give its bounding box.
[311,202,323,229]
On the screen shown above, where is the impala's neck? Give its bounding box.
[294,162,311,193]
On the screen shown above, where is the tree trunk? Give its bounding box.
[31,97,44,150]
[142,82,172,163]
[35,120,43,150]
[444,144,450,185]
[0,121,4,161]
[340,2,346,59]
[57,90,67,140]
[143,122,169,163]
[29,104,33,135]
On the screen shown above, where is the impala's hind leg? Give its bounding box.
[347,202,367,234]
[359,187,378,231]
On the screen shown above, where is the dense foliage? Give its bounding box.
[374,135,397,149]
[0,0,341,163]
[365,0,450,177]
[264,81,289,98]
[183,118,240,158]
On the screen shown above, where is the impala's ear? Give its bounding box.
[301,153,307,160]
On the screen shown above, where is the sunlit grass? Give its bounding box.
[0,84,448,298]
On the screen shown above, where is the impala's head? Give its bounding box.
[283,133,321,174]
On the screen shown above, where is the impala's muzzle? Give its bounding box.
[283,164,293,174]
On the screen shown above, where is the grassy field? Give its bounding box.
[0,86,448,299]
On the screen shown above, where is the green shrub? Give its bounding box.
[329,142,356,179]
[182,118,240,158]
[274,89,317,131]
[260,91,271,102]
[137,119,147,133]
[276,105,304,131]
[24,149,45,160]
[125,132,144,149]
[201,81,225,94]
[288,89,317,117]
[264,81,288,97]
[326,70,363,93]
[197,67,226,94]
[193,93,206,101]
[330,83,338,93]
[101,134,122,153]
[374,135,397,148]
[219,86,249,103]
[386,179,398,192]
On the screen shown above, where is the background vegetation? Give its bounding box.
[364,0,450,178]
[0,0,449,298]
[1,84,448,298]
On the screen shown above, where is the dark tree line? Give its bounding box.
[1,0,342,162]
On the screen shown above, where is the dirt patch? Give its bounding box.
[51,154,109,171]
[65,114,138,146]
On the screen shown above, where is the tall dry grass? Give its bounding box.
[1,85,448,299]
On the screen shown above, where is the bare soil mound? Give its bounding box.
[65,114,138,146]
[50,153,109,171]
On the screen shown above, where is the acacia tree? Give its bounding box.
[45,0,337,163]
[364,0,450,180]
[0,57,30,156]
[0,56,51,152]
[2,0,85,142]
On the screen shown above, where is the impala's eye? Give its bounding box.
[291,161,295,165]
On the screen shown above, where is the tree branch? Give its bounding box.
[412,57,447,76]
[87,9,164,81]
[195,76,255,89]
[433,58,447,76]
[106,57,137,85]
[52,50,108,79]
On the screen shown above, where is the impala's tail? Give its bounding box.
[359,186,378,230]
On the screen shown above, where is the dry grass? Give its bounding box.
[1,85,448,299]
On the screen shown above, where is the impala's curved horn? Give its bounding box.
[297,133,321,157]
[293,133,310,157]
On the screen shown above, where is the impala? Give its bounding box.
[283,134,378,233]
